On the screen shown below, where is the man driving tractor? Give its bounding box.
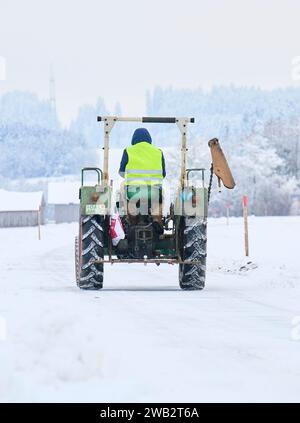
[118,128,166,233]
[75,115,235,291]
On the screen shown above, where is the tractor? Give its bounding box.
[75,116,235,290]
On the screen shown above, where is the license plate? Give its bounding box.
[85,204,106,215]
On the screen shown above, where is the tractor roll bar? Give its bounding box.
[97,116,194,187]
[97,116,195,123]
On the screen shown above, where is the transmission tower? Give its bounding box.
[49,65,56,112]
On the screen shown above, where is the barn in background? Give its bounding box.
[0,190,45,227]
[47,182,80,223]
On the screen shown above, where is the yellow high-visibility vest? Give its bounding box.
[125,142,164,186]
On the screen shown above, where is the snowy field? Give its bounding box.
[0,216,299,402]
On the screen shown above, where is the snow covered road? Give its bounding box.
[0,217,299,402]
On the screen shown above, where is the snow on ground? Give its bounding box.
[0,216,299,402]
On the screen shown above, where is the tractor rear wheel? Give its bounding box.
[179,217,207,290]
[75,235,80,286]
[78,215,104,290]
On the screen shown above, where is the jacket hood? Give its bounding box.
[131,128,152,145]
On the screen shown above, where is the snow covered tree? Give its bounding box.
[70,97,108,148]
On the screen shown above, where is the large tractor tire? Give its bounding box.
[75,235,80,286]
[77,215,104,290]
[179,216,207,290]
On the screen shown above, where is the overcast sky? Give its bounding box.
[0,0,300,125]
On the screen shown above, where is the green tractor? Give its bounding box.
[75,116,235,290]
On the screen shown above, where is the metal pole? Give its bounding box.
[103,126,109,184]
[176,119,188,188]
[102,118,115,185]
[181,131,187,188]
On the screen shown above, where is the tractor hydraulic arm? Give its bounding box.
[208,138,235,189]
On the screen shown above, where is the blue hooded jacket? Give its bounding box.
[119,128,166,177]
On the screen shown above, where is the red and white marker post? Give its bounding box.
[243,195,249,256]
[37,206,41,241]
